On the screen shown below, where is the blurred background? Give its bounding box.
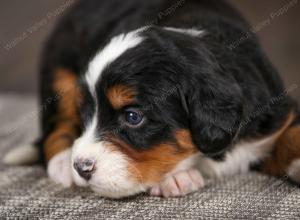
[0,0,299,101]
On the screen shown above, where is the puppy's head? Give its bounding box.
[71,27,242,198]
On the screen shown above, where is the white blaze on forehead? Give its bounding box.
[164,27,205,37]
[85,28,145,95]
[83,27,145,142]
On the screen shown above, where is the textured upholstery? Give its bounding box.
[0,95,300,219]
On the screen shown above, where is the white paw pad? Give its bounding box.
[47,149,73,188]
[150,169,205,197]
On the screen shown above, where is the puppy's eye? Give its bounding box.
[124,110,144,126]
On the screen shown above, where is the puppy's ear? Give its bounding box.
[184,80,243,159]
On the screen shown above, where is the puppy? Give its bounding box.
[4,0,300,198]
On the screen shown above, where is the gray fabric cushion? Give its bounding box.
[1,95,300,219]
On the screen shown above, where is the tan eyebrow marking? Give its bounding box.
[106,84,135,109]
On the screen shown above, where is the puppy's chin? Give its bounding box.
[71,161,148,198]
[90,181,147,199]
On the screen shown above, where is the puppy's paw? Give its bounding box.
[47,149,73,188]
[150,169,205,197]
[288,159,300,183]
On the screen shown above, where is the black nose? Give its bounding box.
[73,159,96,180]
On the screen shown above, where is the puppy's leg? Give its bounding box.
[261,124,300,184]
[43,69,81,187]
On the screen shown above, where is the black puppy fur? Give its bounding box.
[37,0,296,162]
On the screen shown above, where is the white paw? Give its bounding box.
[149,169,205,197]
[3,144,39,165]
[288,159,300,183]
[47,149,73,188]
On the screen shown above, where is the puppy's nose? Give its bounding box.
[73,159,96,180]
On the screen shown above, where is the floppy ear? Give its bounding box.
[185,78,243,159]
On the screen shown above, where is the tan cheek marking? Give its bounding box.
[109,129,198,183]
[44,69,82,161]
[175,129,198,151]
[106,84,135,109]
